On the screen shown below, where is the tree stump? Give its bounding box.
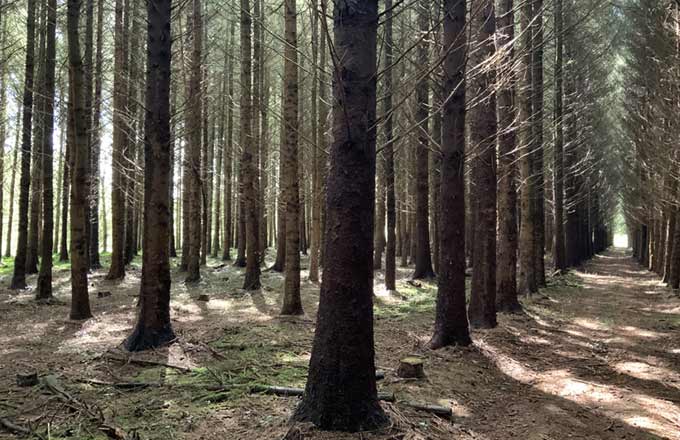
[16,372,39,387]
[197,294,210,302]
[397,357,425,378]
[97,291,112,298]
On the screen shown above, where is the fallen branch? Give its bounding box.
[400,401,453,418]
[78,378,156,390]
[0,417,30,436]
[103,353,193,373]
[248,385,395,402]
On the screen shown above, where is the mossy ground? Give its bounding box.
[0,249,678,439]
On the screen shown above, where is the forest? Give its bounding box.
[0,0,679,438]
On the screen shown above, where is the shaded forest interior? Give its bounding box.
[0,0,679,439]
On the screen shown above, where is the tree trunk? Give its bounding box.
[26,0,46,276]
[532,0,546,287]
[35,0,56,300]
[10,0,37,290]
[552,0,566,272]
[241,0,261,290]
[185,0,203,282]
[495,0,521,313]
[292,1,388,431]
[411,2,435,280]
[124,0,176,351]
[429,0,471,350]
[67,0,93,320]
[517,0,537,295]
[383,0,396,292]
[89,0,104,269]
[5,112,19,258]
[106,0,128,280]
[280,0,302,315]
[222,17,235,261]
[468,0,498,330]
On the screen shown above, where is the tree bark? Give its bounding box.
[517,0,537,295]
[411,1,435,281]
[468,0,498,330]
[241,0,261,290]
[383,0,396,291]
[495,0,521,313]
[185,0,203,282]
[36,0,56,300]
[10,0,37,290]
[292,1,388,431]
[106,0,128,280]
[89,0,104,268]
[67,0,93,320]
[552,0,566,272]
[222,17,235,261]
[429,0,471,349]
[280,0,302,315]
[124,0,176,351]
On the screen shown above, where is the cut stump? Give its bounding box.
[397,357,425,379]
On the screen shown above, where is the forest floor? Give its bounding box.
[0,248,679,440]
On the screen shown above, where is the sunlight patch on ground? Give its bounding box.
[614,361,680,389]
[573,317,608,331]
[618,325,666,339]
[58,315,131,352]
[477,340,680,440]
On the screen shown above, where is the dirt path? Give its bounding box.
[0,250,678,439]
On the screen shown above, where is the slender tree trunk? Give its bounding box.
[309,1,326,283]
[10,0,37,290]
[517,0,537,295]
[280,0,302,315]
[125,0,175,351]
[67,0,92,320]
[59,120,70,261]
[35,0,56,300]
[533,0,546,287]
[185,0,203,282]
[5,112,20,258]
[293,2,388,430]
[430,0,471,349]
[241,0,261,290]
[384,0,396,291]
[495,0,521,312]
[26,0,46,276]
[222,17,235,261]
[468,0,498,330]
[89,0,104,268]
[107,0,128,280]
[553,0,566,272]
[412,1,435,280]
[0,15,7,258]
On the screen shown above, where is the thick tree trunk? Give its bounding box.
[35,0,56,300]
[495,0,521,313]
[241,0,261,290]
[429,0,471,350]
[67,0,92,320]
[292,1,388,431]
[124,0,176,351]
[468,0,498,330]
[11,0,37,290]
